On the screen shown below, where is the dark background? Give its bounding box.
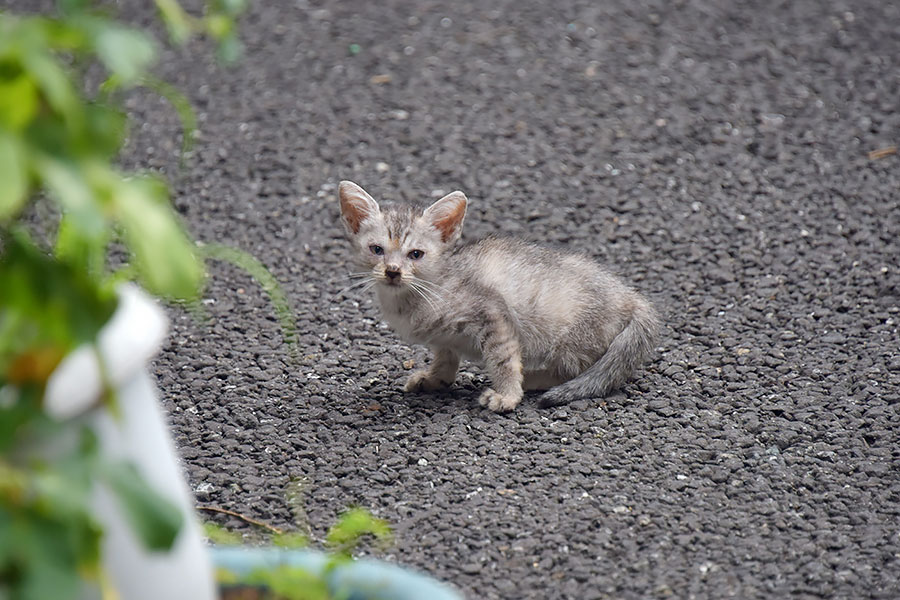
[46,0,900,597]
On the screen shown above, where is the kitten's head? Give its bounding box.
[338,180,467,291]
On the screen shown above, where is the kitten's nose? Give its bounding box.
[385,265,402,281]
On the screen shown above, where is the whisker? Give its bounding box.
[411,276,451,295]
[407,280,431,305]
[412,284,451,307]
[410,277,449,307]
[410,279,449,315]
[408,281,439,314]
[417,287,447,309]
[333,277,377,299]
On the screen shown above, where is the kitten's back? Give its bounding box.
[448,237,648,371]
[454,237,634,315]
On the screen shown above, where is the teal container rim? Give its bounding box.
[211,546,464,600]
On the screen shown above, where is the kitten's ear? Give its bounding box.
[339,180,380,234]
[423,191,467,243]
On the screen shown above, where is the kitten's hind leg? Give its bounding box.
[538,302,658,408]
[405,348,460,392]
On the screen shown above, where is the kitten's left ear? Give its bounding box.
[424,191,467,243]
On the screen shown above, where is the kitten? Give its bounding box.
[338,180,658,413]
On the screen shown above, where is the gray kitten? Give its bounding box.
[338,180,658,413]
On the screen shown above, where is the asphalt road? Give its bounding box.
[105,0,900,597]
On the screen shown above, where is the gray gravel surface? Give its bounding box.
[59,0,900,597]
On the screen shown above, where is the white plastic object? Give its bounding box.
[45,285,215,600]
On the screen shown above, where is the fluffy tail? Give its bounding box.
[539,299,658,408]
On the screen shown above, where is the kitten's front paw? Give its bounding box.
[478,388,521,413]
[404,370,450,392]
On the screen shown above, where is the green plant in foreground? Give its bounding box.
[0,1,295,598]
[211,507,393,600]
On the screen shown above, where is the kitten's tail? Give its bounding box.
[538,298,658,408]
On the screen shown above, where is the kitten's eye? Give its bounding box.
[369,244,384,256]
[407,249,425,260]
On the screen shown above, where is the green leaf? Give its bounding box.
[213,0,249,16]
[325,508,391,554]
[0,71,40,130]
[271,531,309,549]
[94,27,156,84]
[0,426,103,600]
[0,394,40,453]
[198,243,296,352]
[204,13,232,39]
[202,522,242,545]
[20,51,79,122]
[54,213,108,278]
[154,0,193,44]
[101,461,183,551]
[40,17,91,51]
[216,34,243,63]
[113,176,204,300]
[82,103,127,159]
[18,518,87,600]
[139,75,197,161]
[35,156,106,238]
[0,132,28,220]
[0,230,116,363]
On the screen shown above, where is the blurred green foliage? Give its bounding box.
[212,507,393,600]
[0,0,250,304]
[0,409,184,600]
[0,1,283,599]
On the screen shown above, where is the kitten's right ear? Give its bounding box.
[338,180,380,234]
